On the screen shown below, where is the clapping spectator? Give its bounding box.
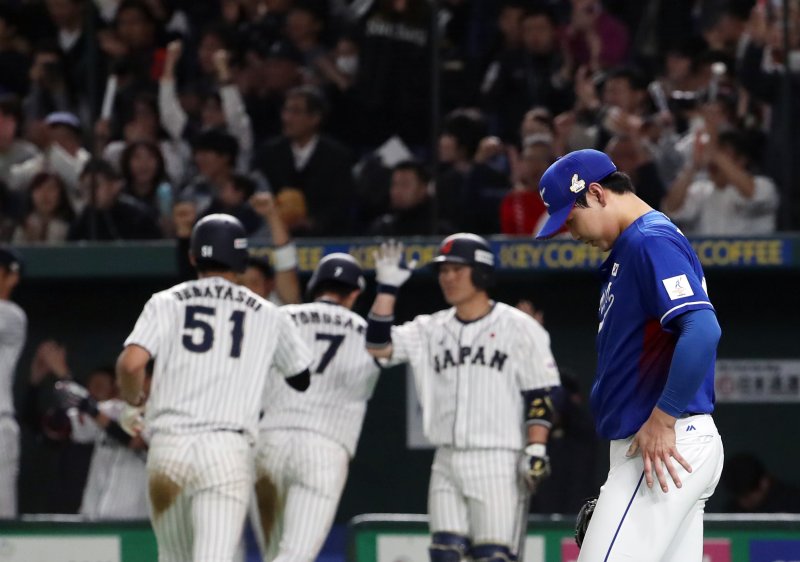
[737,1,800,227]
[562,0,629,73]
[8,111,91,208]
[12,172,74,243]
[69,158,162,240]
[662,129,779,235]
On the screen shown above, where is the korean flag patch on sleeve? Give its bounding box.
[662,274,694,300]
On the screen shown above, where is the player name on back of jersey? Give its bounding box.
[288,309,365,335]
[171,283,263,311]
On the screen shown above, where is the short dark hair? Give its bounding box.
[120,140,167,187]
[717,130,751,163]
[81,158,120,182]
[442,109,488,160]
[522,6,557,27]
[0,94,22,123]
[27,172,75,221]
[246,256,274,279]
[192,129,239,165]
[574,171,635,208]
[393,160,430,184]
[195,258,235,273]
[603,66,647,91]
[286,86,329,120]
[230,174,257,199]
[309,279,358,301]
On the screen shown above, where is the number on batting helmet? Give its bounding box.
[190,214,249,273]
[432,233,495,290]
[306,253,366,299]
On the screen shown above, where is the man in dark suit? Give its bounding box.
[253,86,355,236]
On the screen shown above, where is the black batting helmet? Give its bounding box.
[432,233,495,289]
[306,253,365,299]
[190,214,249,273]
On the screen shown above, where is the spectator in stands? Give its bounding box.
[100,91,191,187]
[662,130,779,235]
[0,6,31,97]
[499,136,552,235]
[200,173,262,235]
[181,129,238,214]
[119,140,172,227]
[44,0,105,122]
[0,95,40,187]
[159,40,253,172]
[369,160,451,236]
[13,172,74,243]
[8,111,91,209]
[253,86,355,236]
[604,134,665,210]
[241,39,304,147]
[722,453,800,513]
[241,256,276,301]
[436,108,509,234]
[481,6,572,143]
[22,43,74,143]
[69,158,161,240]
[737,1,800,227]
[355,0,432,147]
[98,0,161,90]
[562,0,629,72]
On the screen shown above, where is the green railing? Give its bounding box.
[348,513,800,562]
[12,234,800,279]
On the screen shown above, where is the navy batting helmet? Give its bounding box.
[306,253,365,299]
[432,233,495,289]
[190,214,249,273]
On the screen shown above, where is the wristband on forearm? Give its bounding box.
[377,284,399,295]
[272,242,298,271]
[79,397,100,418]
[366,312,393,348]
[522,387,555,429]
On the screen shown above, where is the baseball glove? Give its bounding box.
[54,380,99,417]
[575,497,597,548]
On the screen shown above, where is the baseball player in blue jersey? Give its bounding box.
[536,149,724,562]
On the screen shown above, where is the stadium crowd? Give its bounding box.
[0,0,797,242]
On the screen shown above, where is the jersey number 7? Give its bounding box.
[315,332,345,373]
[182,305,246,358]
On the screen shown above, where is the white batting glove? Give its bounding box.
[119,404,145,436]
[373,240,417,290]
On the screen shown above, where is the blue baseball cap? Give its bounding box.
[535,149,617,239]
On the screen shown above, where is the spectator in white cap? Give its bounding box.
[7,111,90,209]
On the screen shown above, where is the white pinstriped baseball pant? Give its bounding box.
[0,417,19,518]
[428,447,524,548]
[147,431,254,562]
[248,429,349,562]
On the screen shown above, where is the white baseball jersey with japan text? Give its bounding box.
[0,300,26,518]
[386,301,560,449]
[250,301,381,562]
[384,301,560,548]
